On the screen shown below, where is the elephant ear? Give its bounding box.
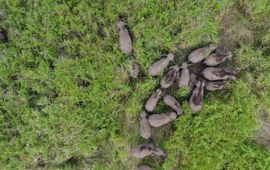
[195,81,201,87]
[201,80,206,87]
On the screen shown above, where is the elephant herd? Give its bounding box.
[118,21,237,170]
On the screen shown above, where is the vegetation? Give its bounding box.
[0,0,269,169]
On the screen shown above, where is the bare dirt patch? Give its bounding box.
[254,107,270,149]
[220,7,254,50]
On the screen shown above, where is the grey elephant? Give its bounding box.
[188,44,217,63]
[118,21,132,54]
[140,111,151,139]
[205,81,226,91]
[145,89,163,112]
[131,144,166,159]
[189,81,206,114]
[160,65,179,89]
[204,51,233,66]
[149,53,175,76]
[178,62,190,88]
[148,112,177,127]
[202,67,237,81]
[163,95,182,115]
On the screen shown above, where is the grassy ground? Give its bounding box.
[0,0,270,169]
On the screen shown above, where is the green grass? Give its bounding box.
[0,0,270,169]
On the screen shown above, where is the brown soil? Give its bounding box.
[220,7,254,50]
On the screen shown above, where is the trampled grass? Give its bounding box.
[0,0,270,169]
